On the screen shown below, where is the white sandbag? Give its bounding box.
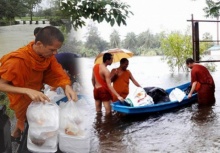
[125,87,154,107]
[169,88,186,102]
[26,102,59,153]
[59,100,90,153]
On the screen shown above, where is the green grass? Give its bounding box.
[0,92,14,118]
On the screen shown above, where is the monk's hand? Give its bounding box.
[64,85,78,102]
[117,96,124,102]
[25,89,50,102]
[187,93,192,99]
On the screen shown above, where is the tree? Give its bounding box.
[21,0,42,21]
[203,0,220,44]
[110,29,120,48]
[0,0,27,21]
[122,32,137,51]
[60,0,133,30]
[84,23,108,53]
[160,30,193,72]
[136,30,154,49]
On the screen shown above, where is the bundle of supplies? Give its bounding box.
[125,87,154,107]
[59,100,90,153]
[169,88,186,102]
[26,102,59,152]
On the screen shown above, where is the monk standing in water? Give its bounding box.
[110,58,141,102]
[92,53,124,115]
[186,58,215,105]
[0,26,77,141]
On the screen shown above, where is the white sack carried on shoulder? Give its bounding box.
[125,87,154,107]
[169,88,186,102]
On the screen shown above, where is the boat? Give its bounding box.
[111,82,198,114]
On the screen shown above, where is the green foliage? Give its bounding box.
[161,30,193,72]
[21,0,42,20]
[110,29,120,48]
[160,28,215,72]
[85,23,109,53]
[0,0,42,22]
[79,46,99,57]
[204,0,220,18]
[0,92,14,118]
[0,0,27,20]
[122,32,137,51]
[136,30,161,50]
[60,0,133,30]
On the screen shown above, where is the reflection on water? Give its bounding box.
[2,25,220,153]
[191,104,216,125]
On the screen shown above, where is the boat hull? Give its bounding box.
[111,82,197,114]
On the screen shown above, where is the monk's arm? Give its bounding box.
[188,81,197,98]
[0,78,50,102]
[92,71,95,87]
[130,72,141,87]
[110,69,118,82]
[104,70,124,102]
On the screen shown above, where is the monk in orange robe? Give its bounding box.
[92,53,124,115]
[0,26,78,140]
[110,58,141,102]
[186,58,215,105]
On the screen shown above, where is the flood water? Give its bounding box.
[1,24,220,153]
[81,57,220,153]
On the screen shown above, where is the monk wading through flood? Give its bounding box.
[186,58,215,105]
[0,26,78,142]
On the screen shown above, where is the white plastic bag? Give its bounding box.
[169,88,186,102]
[125,87,154,107]
[44,88,66,103]
[59,100,90,153]
[26,102,59,152]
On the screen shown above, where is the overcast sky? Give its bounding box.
[42,0,218,41]
[76,0,220,42]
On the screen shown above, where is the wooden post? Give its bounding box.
[194,22,200,62]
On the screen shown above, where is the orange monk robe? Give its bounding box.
[93,64,112,95]
[0,41,71,131]
[112,70,130,102]
[191,64,215,105]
